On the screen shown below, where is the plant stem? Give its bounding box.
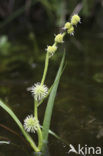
[34,100,43,151]
[37,126,43,150]
[41,32,65,86]
[41,52,49,85]
[34,100,38,118]
[0,100,39,152]
[34,52,49,150]
[21,127,40,152]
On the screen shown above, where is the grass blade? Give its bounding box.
[0,100,39,152]
[42,52,65,144]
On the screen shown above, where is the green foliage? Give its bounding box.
[0,100,39,152]
[0,11,81,154]
[42,52,65,143]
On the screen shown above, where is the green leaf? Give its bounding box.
[0,100,39,152]
[42,52,65,144]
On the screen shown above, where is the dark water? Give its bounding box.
[0,29,103,156]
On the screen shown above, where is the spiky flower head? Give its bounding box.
[64,22,71,30]
[46,44,57,57]
[71,14,81,25]
[24,115,39,133]
[30,82,48,101]
[67,25,74,35]
[54,33,64,43]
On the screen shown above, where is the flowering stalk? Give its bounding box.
[25,14,81,152]
[0,14,81,154]
[34,100,43,150]
[40,15,81,88]
[41,52,49,86]
[34,100,38,118]
[34,14,80,151]
[37,124,43,150]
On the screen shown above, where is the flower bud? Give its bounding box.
[64,22,71,30]
[71,14,80,25]
[67,26,74,35]
[55,33,64,43]
[47,44,57,56]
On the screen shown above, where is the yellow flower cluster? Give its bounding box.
[55,33,64,43]
[46,14,81,57]
[46,44,57,57]
[71,14,81,25]
[64,14,80,35]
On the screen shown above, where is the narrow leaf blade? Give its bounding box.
[42,52,65,143]
[0,100,39,152]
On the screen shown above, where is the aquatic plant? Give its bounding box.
[0,14,81,153]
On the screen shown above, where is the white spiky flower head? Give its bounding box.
[24,115,39,133]
[30,82,48,101]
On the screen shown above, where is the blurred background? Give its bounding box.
[0,0,103,156]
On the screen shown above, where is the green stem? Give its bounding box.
[0,100,39,152]
[63,32,66,37]
[34,51,49,150]
[41,52,49,85]
[21,127,40,152]
[37,126,43,150]
[34,100,38,118]
[34,100,43,150]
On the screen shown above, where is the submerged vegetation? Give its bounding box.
[0,14,81,154]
